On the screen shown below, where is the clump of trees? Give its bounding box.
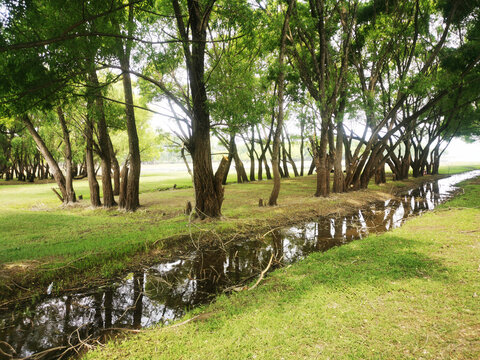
[0,0,479,217]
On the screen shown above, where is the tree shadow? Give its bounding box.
[270,234,450,296]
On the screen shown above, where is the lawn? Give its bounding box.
[84,174,480,360]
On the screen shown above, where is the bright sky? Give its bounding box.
[442,138,480,164]
[149,109,480,165]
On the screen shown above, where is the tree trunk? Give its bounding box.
[119,4,141,211]
[281,142,290,178]
[314,124,330,197]
[172,0,223,218]
[118,160,129,208]
[22,115,68,203]
[375,165,386,185]
[333,120,345,193]
[300,122,305,176]
[108,137,121,196]
[57,108,76,203]
[264,156,272,179]
[269,0,295,206]
[431,144,440,175]
[230,135,249,183]
[88,68,116,207]
[308,158,315,175]
[249,125,256,181]
[85,107,102,207]
[257,153,263,180]
[222,153,233,185]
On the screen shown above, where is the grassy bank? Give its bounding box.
[0,165,479,305]
[85,176,480,359]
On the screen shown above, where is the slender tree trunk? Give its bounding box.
[22,115,68,202]
[120,49,141,210]
[222,155,233,185]
[85,103,101,207]
[333,120,345,193]
[300,121,305,176]
[180,146,193,182]
[431,143,440,175]
[118,159,129,208]
[375,164,386,185]
[264,157,272,179]
[269,0,295,205]
[257,154,263,180]
[249,125,256,181]
[231,135,249,183]
[256,125,273,180]
[108,137,121,196]
[308,158,315,175]
[315,124,330,197]
[88,68,116,207]
[281,141,290,178]
[57,108,76,203]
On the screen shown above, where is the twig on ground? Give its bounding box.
[248,253,274,291]
[104,327,144,333]
[0,341,16,358]
[20,346,68,359]
[168,314,201,329]
[11,280,30,291]
[260,227,282,239]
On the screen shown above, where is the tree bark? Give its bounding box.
[118,3,141,211]
[300,120,305,176]
[88,67,116,207]
[57,107,76,203]
[249,125,256,181]
[118,159,129,208]
[85,105,102,207]
[314,123,330,197]
[21,115,68,203]
[172,0,224,218]
[269,0,295,206]
[281,140,290,178]
[333,120,345,193]
[230,135,249,183]
[108,137,121,196]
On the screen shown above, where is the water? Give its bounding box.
[1,171,479,359]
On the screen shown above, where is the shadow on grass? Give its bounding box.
[256,234,449,304]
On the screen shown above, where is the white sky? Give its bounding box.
[442,138,480,164]
[149,110,480,165]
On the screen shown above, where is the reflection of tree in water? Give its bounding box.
[0,274,157,358]
[145,243,270,309]
[280,182,449,255]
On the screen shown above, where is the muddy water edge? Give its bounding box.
[1,171,479,360]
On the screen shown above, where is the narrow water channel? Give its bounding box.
[1,171,479,359]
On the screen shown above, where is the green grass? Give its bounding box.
[84,175,480,360]
[1,165,479,302]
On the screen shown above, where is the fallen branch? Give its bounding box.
[20,345,67,359]
[0,341,15,358]
[168,314,202,329]
[11,280,30,291]
[104,327,144,333]
[260,227,282,239]
[248,253,274,291]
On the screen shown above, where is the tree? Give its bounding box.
[269,0,296,206]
